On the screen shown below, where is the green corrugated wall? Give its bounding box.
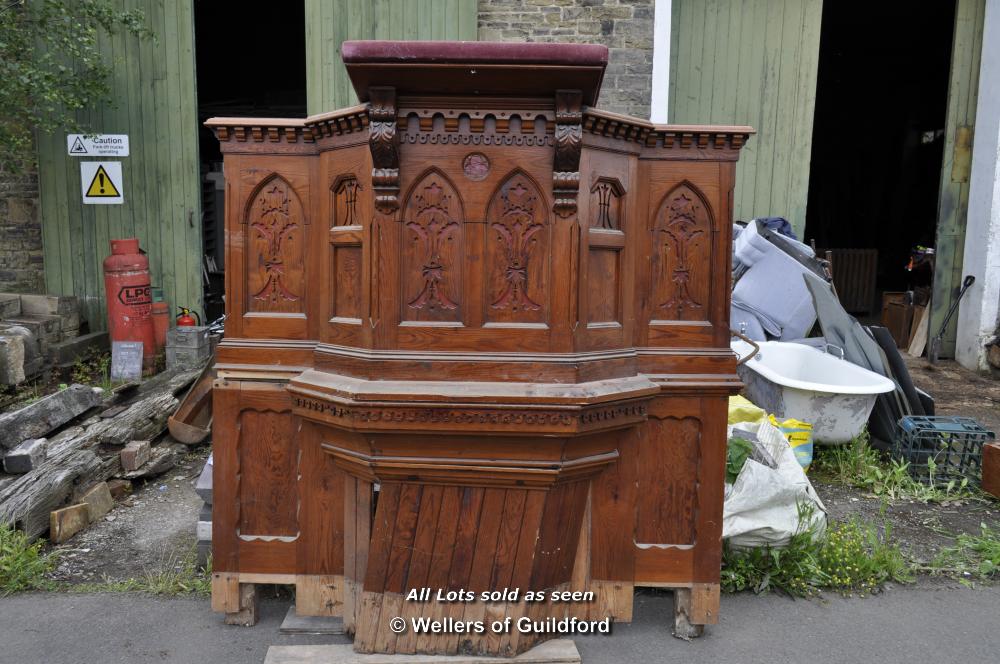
[304,0,478,115]
[930,0,985,358]
[668,0,823,234]
[35,0,202,331]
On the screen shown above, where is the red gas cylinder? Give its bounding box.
[151,288,170,354]
[103,238,156,368]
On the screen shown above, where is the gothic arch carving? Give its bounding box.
[244,174,306,313]
[401,168,465,322]
[485,170,550,323]
[652,180,714,320]
[331,173,362,228]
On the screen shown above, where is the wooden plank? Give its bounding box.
[394,484,443,654]
[590,427,637,584]
[384,483,423,594]
[298,423,344,575]
[491,489,526,590]
[417,485,462,656]
[295,575,343,617]
[908,305,931,357]
[364,483,401,593]
[468,488,506,592]
[930,0,986,358]
[342,477,359,632]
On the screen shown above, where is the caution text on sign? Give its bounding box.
[67,134,129,157]
[80,162,124,205]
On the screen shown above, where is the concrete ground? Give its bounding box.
[2,585,999,664]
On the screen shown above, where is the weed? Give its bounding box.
[926,523,1000,580]
[726,436,753,484]
[71,349,114,391]
[722,506,911,597]
[71,549,210,596]
[0,524,58,594]
[812,430,980,503]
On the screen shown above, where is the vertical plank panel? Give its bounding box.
[670,0,823,232]
[304,0,478,115]
[35,0,202,330]
[930,0,986,357]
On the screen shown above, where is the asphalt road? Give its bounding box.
[2,584,998,664]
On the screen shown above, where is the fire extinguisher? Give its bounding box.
[177,307,201,327]
[103,238,156,368]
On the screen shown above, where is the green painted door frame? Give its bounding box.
[930,0,986,358]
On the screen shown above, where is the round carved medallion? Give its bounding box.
[462,152,490,181]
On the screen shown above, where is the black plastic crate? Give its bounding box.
[892,416,996,486]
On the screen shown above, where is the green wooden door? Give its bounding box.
[305,0,478,114]
[35,0,201,331]
[930,0,986,358]
[668,0,823,236]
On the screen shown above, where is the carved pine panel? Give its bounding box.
[590,178,624,230]
[332,175,362,227]
[485,171,549,325]
[587,177,626,326]
[245,175,306,313]
[330,175,364,324]
[651,182,712,322]
[401,170,464,323]
[332,246,363,322]
[635,416,700,545]
[238,409,299,540]
[587,248,620,324]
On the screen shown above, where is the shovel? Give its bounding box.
[929,274,975,364]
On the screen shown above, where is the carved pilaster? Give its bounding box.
[368,87,399,214]
[553,89,583,218]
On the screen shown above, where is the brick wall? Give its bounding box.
[478,0,655,119]
[0,156,45,294]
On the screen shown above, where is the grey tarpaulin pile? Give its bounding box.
[803,277,931,448]
[731,220,829,342]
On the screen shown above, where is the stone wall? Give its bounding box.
[478,0,655,119]
[0,156,45,294]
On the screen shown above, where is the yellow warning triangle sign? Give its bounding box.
[85,165,121,197]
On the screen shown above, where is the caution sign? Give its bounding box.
[80,162,124,205]
[69,137,88,154]
[66,133,129,157]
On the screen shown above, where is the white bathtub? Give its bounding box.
[732,340,896,444]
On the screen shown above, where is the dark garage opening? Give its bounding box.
[194,0,307,321]
[804,0,956,323]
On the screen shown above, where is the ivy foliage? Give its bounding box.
[0,0,153,169]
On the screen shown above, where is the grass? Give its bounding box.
[722,505,912,597]
[71,550,211,597]
[925,523,1000,581]
[0,524,58,594]
[71,349,113,391]
[811,430,982,503]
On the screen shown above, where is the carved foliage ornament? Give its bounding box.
[656,183,711,318]
[406,177,460,312]
[491,175,544,312]
[246,176,305,312]
[368,87,400,214]
[553,90,583,218]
